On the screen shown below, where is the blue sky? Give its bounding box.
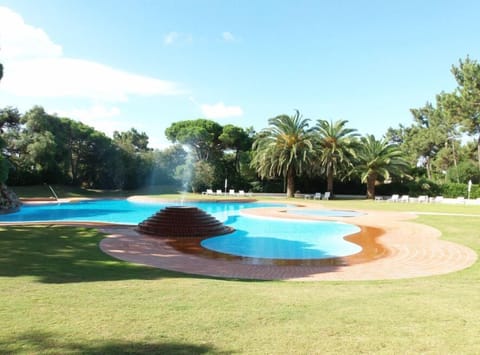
[1,1,480,148]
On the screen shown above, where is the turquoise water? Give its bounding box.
[0,200,362,259]
[201,216,361,259]
[0,199,279,224]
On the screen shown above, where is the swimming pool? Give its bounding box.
[0,199,363,260]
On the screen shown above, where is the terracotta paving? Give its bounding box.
[99,202,478,281]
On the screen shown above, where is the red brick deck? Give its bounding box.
[99,204,478,281]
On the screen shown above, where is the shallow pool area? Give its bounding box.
[201,216,361,259]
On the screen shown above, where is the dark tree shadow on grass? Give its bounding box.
[0,225,204,284]
[0,330,232,354]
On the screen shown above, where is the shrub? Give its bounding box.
[440,182,479,198]
[406,178,442,197]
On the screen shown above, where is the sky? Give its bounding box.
[1,0,480,149]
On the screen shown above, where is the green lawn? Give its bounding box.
[12,184,179,199]
[1,198,480,354]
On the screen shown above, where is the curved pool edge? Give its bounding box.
[99,206,478,281]
[163,223,385,267]
[4,197,478,281]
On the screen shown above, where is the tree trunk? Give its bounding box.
[425,156,432,180]
[286,167,295,198]
[69,145,78,184]
[327,166,334,196]
[452,140,459,183]
[235,149,240,173]
[366,173,377,199]
[477,135,480,176]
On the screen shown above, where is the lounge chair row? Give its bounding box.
[202,189,249,197]
[304,192,330,200]
[381,195,476,204]
[382,194,438,203]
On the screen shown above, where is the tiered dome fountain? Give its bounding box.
[137,206,234,238]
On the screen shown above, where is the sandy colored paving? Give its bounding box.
[99,204,478,281]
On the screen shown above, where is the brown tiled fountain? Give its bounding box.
[137,206,234,237]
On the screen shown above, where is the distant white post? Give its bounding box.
[468,179,472,200]
[224,178,228,195]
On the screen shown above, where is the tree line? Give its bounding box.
[0,105,193,190]
[1,57,479,198]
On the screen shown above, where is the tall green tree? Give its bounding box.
[0,107,21,183]
[189,160,215,193]
[251,110,315,197]
[355,135,409,199]
[0,107,21,134]
[113,128,151,153]
[443,57,480,172]
[11,106,129,188]
[314,119,359,196]
[64,120,126,188]
[78,130,121,188]
[14,106,68,184]
[165,119,223,162]
[112,128,154,189]
[389,96,460,182]
[218,125,255,190]
[0,62,3,81]
[149,144,187,186]
[165,119,233,192]
[218,124,253,172]
[408,101,452,179]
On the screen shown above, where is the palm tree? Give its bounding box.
[251,110,315,197]
[355,135,409,199]
[314,119,359,196]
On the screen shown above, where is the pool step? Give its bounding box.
[136,206,234,238]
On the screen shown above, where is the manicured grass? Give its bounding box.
[12,185,127,199]
[1,199,480,353]
[309,197,480,215]
[12,184,180,199]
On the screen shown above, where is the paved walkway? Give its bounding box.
[99,203,478,281]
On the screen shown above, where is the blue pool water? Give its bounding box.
[0,199,282,224]
[201,216,361,259]
[0,199,362,260]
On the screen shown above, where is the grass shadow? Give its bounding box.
[0,225,196,283]
[0,330,231,354]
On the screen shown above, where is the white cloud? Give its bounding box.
[0,7,62,60]
[164,31,193,46]
[54,104,121,121]
[188,96,199,105]
[200,102,243,119]
[3,57,184,101]
[0,6,186,101]
[51,104,127,136]
[164,31,180,45]
[222,31,235,42]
